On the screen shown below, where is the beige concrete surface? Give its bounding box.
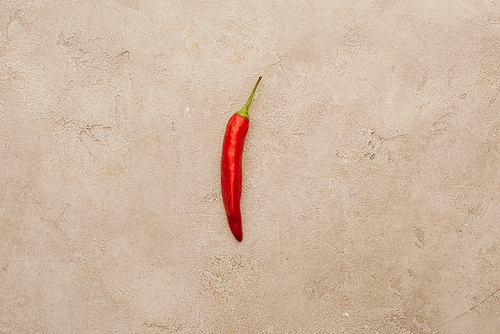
[1,0,499,333]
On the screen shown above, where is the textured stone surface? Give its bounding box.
[1,1,499,333]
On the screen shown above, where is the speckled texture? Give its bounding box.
[1,1,499,333]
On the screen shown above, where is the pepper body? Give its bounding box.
[221,114,249,242]
[221,76,261,242]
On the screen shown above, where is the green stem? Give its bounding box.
[236,76,262,119]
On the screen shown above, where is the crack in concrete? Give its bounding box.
[446,287,500,325]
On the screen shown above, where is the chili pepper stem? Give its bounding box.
[235,76,262,119]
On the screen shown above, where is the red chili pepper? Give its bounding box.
[221,76,262,242]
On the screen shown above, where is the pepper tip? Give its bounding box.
[232,230,243,242]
